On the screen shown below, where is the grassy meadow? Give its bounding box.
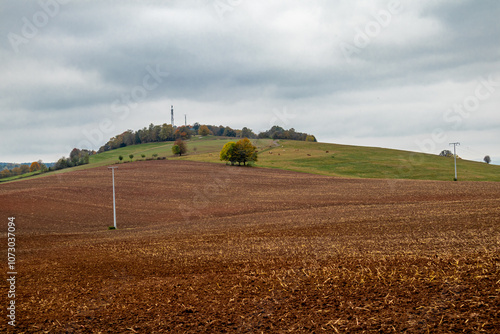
[2,136,499,183]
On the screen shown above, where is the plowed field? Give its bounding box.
[1,160,499,333]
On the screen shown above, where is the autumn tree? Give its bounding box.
[175,126,193,140]
[220,142,237,165]
[305,135,317,142]
[19,166,28,174]
[221,138,258,166]
[11,167,22,175]
[30,161,41,172]
[1,168,11,179]
[234,138,258,165]
[172,139,187,156]
[198,125,211,136]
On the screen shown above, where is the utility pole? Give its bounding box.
[449,142,460,181]
[108,167,118,229]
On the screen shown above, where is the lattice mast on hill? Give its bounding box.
[171,105,174,126]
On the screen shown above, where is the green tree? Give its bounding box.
[223,126,236,137]
[70,148,81,162]
[234,138,258,165]
[129,154,134,161]
[38,161,48,173]
[55,157,68,170]
[79,152,90,165]
[138,127,149,143]
[220,142,237,165]
[119,155,124,162]
[159,123,174,141]
[148,123,161,142]
[123,130,135,146]
[484,155,491,164]
[241,127,256,139]
[172,139,187,156]
[439,150,453,157]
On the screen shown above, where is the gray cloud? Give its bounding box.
[1,0,499,164]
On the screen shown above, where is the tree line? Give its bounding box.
[257,125,317,142]
[98,123,316,154]
[54,148,94,170]
[439,150,492,164]
[0,148,95,180]
[0,161,49,179]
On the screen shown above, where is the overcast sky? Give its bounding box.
[1,0,499,164]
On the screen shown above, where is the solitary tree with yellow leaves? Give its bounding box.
[220,138,258,166]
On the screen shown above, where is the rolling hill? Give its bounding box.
[3,137,500,183]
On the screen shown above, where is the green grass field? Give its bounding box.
[255,141,500,181]
[3,137,499,183]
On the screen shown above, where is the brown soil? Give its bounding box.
[1,160,499,333]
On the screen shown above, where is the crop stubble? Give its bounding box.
[0,160,499,333]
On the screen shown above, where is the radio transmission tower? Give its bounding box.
[171,105,174,126]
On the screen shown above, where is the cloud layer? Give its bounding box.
[1,0,499,163]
